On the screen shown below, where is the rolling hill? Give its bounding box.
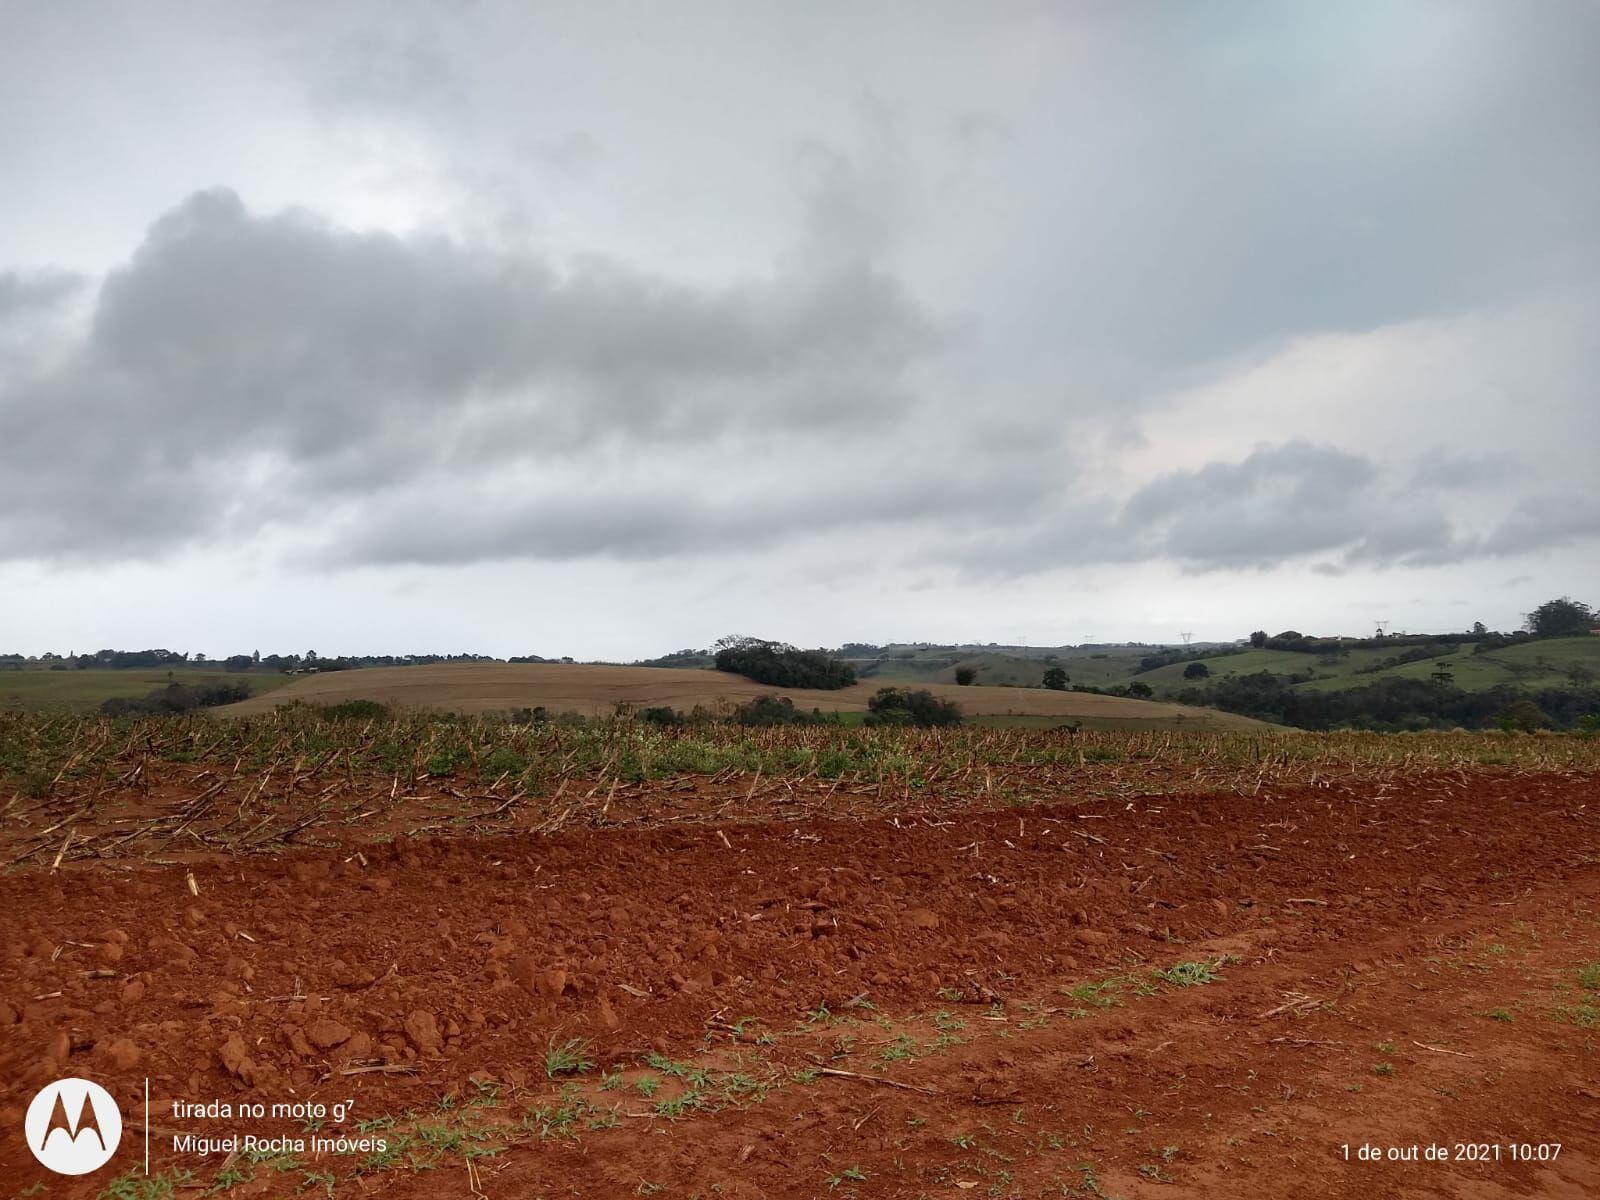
[217,662,1271,730]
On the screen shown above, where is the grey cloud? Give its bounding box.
[93,190,935,401]
[0,269,87,378]
[945,440,1591,577]
[518,132,603,178]
[0,269,85,320]
[1124,443,1418,570]
[2,4,1596,606]
[791,101,909,273]
[997,2,1600,378]
[1479,495,1600,558]
[294,13,469,124]
[311,466,1058,568]
[0,189,945,560]
[1343,511,1469,569]
[1412,451,1524,490]
[950,111,1010,152]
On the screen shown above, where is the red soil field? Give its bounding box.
[3,762,1599,1198]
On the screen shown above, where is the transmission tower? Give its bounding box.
[1179,630,1193,647]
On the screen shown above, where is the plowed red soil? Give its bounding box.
[4,770,1599,1198]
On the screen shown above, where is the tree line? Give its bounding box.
[1173,672,1599,732]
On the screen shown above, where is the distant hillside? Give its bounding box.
[218,662,1271,730]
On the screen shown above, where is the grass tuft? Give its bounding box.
[1151,961,1221,988]
[544,1036,595,1078]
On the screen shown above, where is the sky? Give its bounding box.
[2,0,1597,660]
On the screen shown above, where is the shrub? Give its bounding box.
[99,681,251,716]
[1042,666,1069,691]
[954,666,977,686]
[731,695,831,726]
[636,706,683,726]
[864,687,962,727]
[1495,699,1551,732]
[1183,662,1211,679]
[1126,682,1154,699]
[712,637,856,690]
[320,699,391,721]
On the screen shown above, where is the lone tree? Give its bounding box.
[1525,596,1595,639]
[954,666,977,686]
[1041,666,1069,691]
[1183,661,1210,679]
[1249,631,1268,648]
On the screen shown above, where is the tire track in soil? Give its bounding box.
[1,771,1598,1197]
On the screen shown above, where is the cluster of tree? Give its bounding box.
[76,648,194,669]
[1136,646,1242,672]
[1246,630,1378,654]
[624,688,963,728]
[1352,644,1456,675]
[636,648,714,669]
[219,651,503,673]
[1072,681,1156,699]
[1173,671,1600,732]
[712,636,857,690]
[1525,597,1595,639]
[24,649,514,673]
[1238,598,1594,656]
[864,687,963,727]
[100,680,251,716]
[624,696,837,727]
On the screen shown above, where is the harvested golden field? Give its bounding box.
[217,662,1267,728]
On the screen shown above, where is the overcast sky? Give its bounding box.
[2,1,1597,659]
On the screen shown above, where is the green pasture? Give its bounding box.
[0,667,293,712]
